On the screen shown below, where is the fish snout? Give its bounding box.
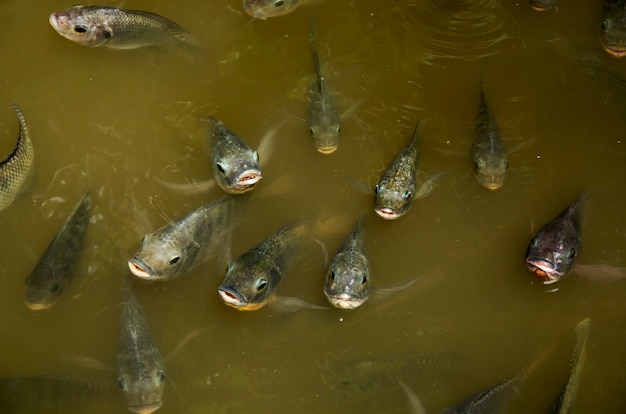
[218,286,248,308]
[128,258,155,280]
[525,257,563,284]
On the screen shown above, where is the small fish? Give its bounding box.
[472,84,507,190]
[218,219,308,311]
[117,276,165,414]
[0,103,35,213]
[307,14,340,154]
[324,218,370,309]
[128,196,236,281]
[208,116,262,194]
[49,5,200,50]
[243,0,300,20]
[24,190,91,310]
[525,194,586,284]
[374,122,421,220]
[601,0,626,58]
[529,0,558,11]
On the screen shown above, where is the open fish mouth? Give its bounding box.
[128,258,155,279]
[218,286,248,308]
[316,145,338,154]
[480,181,503,190]
[529,3,553,11]
[24,300,52,311]
[327,293,366,309]
[234,170,262,188]
[374,207,400,220]
[526,258,563,284]
[603,46,626,58]
[128,401,163,414]
[242,3,268,20]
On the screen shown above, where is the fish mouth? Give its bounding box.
[128,258,155,280]
[218,287,266,311]
[234,170,262,188]
[480,181,503,190]
[327,293,366,309]
[603,46,626,58]
[242,3,267,20]
[526,258,563,284]
[49,13,68,33]
[374,207,400,220]
[24,300,52,311]
[317,146,338,154]
[529,4,553,11]
[128,401,163,414]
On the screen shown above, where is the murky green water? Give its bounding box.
[1,0,626,412]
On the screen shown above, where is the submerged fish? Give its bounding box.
[601,0,626,58]
[472,84,507,190]
[529,0,558,11]
[374,122,421,220]
[128,196,236,281]
[118,276,164,414]
[24,190,91,310]
[243,0,300,20]
[49,5,201,50]
[307,14,340,154]
[208,116,262,194]
[525,194,586,284]
[0,103,34,213]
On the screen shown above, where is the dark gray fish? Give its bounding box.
[118,276,164,414]
[601,0,626,58]
[525,194,586,284]
[307,14,340,154]
[472,85,507,190]
[208,116,262,194]
[128,196,237,281]
[441,375,518,414]
[49,5,201,50]
[243,0,300,20]
[24,190,91,310]
[529,0,558,11]
[0,103,34,213]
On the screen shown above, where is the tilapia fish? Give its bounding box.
[374,122,421,220]
[0,103,34,213]
[601,0,626,58]
[529,0,558,11]
[243,0,300,20]
[472,85,507,190]
[525,194,585,284]
[118,276,164,414]
[208,116,262,194]
[49,5,201,50]
[324,218,370,309]
[218,219,307,311]
[24,190,91,310]
[307,14,340,154]
[128,196,236,281]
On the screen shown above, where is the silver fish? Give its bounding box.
[601,0,626,58]
[374,122,421,220]
[529,0,558,11]
[24,190,91,310]
[307,14,340,154]
[0,103,34,213]
[242,0,300,20]
[324,218,370,309]
[208,116,262,194]
[118,276,164,414]
[128,196,236,281]
[472,85,507,190]
[49,5,201,50]
[525,194,586,284]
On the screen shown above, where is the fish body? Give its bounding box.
[0,103,34,213]
[307,14,340,154]
[374,122,421,220]
[601,0,626,57]
[324,219,370,309]
[208,117,262,194]
[441,375,518,414]
[243,0,300,20]
[24,190,91,310]
[218,219,307,311]
[472,86,507,190]
[118,276,164,414]
[525,194,585,284]
[529,0,558,11]
[128,196,236,281]
[49,5,200,50]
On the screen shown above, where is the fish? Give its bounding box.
[398,380,427,414]
[600,0,626,58]
[24,190,91,310]
[529,0,558,11]
[49,5,201,50]
[307,14,341,154]
[374,122,421,220]
[324,218,370,309]
[128,196,237,281]
[117,276,165,414]
[243,0,300,20]
[218,219,308,311]
[0,103,35,213]
[208,116,262,194]
[525,194,586,284]
[471,84,507,190]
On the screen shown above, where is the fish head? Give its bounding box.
[373,182,415,220]
[118,368,165,414]
[324,265,369,309]
[24,274,65,311]
[473,155,507,190]
[310,123,340,154]
[217,262,277,311]
[212,155,262,194]
[129,233,201,281]
[600,14,626,58]
[242,0,298,19]
[525,229,580,284]
[49,6,114,47]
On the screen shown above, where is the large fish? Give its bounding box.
[0,103,34,213]
[307,14,340,154]
[128,196,236,281]
[117,276,164,414]
[601,0,626,58]
[24,190,91,310]
[529,0,558,11]
[472,84,507,190]
[243,0,300,20]
[49,5,201,50]
[208,116,262,194]
[525,194,586,284]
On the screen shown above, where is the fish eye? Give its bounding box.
[402,191,412,202]
[361,274,367,285]
[49,282,60,293]
[255,278,268,291]
[530,236,538,247]
[226,263,233,272]
[473,160,480,170]
[504,160,509,170]
[254,151,259,162]
[216,163,226,174]
[329,270,336,281]
[309,127,315,137]
[601,20,610,31]
[568,248,577,259]
[118,377,126,390]
[157,371,165,384]
[73,25,88,33]
[169,256,180,265]
[374,184,380,194]
[274,0,284,6]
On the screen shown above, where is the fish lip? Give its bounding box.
[24,300,52,311]
[128,258,156,280]
[530,4,553,11]
[128,401,163,414]
[327,294,365,309]
[374,207,400,220]
[526,258,563,284]
[481,182,504,190]
[603,46,626,58]
[317,146,338,154]
[48,13,61,31]
[234,169,262,187]
[242,3,268,20]
[218,286,248,308]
